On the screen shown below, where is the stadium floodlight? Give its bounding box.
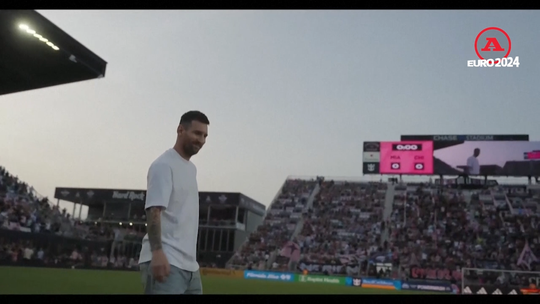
[18,23,60,51]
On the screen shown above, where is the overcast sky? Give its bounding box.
[2,10,539,219]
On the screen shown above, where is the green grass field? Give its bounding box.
[0,267,441,294]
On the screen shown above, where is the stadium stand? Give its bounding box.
[228,178,320,270]
[0,166,75,236]
[294,181,388,276]
[2,163,540,283]
[224,176,540,285]
[0,166,142,270]
[388,182,540,283]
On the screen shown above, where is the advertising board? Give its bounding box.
[345,277,363,287]
[243,270,295,282]
[200,267,243,278]
[356,278,401,290]
[400,280,455,293]
[296,274,346,285]
[462,284,528,295]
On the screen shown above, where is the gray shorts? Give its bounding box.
[139,262,203,294]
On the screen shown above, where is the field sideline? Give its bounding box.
[0,266,442,294]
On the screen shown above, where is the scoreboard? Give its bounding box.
[363,141,434,175]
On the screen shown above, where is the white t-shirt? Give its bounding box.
[466,156,480,175]
[24,248,34,260]
[138,148,199,272]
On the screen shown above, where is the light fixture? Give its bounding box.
[119,222,123,226]
[129,223,133,226]
[19,23,59,51]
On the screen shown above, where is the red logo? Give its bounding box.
[474,27,511,64]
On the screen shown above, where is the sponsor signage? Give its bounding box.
[54,187,146,203]
[363,152,381,162]
[112,191,145,201]
[462,284,524,295]
[244,270,294,282]
[200,267,243,278]
[401,280,453,293]
[361,278,401,290]
[297,275,346,285]
[363,142,380,152]
[55,187,265,215]
[401,134,529,142]
[346,277,363,287]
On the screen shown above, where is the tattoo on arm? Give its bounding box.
[146,207,164,251]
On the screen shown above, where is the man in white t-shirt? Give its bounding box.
[23,246,34,260]
[466,148,481,175]
[139,110,209,294]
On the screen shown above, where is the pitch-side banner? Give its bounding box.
[462,284,530,295]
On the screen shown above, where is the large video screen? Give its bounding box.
[363,141,434,175]
[434,141,540,176]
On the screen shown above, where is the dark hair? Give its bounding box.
[180,111,210,128]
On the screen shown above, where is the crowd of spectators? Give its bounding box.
[0,237,139,270]
[292,181,387,276]
[229,179,318,269]
[0,166,145,264]
[0,167,79,237]
[388,182,540,284]
[229,177,539,285]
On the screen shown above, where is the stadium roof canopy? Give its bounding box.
[0,10,107,96]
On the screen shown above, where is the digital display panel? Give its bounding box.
[433,141,540,176]
[363,141,433,175]
[379,142,434,174]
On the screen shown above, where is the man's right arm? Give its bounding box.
[146,207,164,251]
[144,162,173,252]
